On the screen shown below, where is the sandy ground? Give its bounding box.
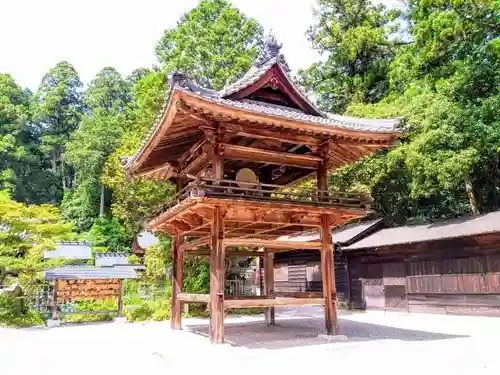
[2,307,500,374]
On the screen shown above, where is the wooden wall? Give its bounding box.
[347,232,500,316]
[273,232,500,317]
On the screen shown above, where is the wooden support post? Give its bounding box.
[171,230,184,329]
[263,249,275,326]
[318,158,337,334]
[320,214,337,335]
[117,279,124,317]
[209,205,225,343]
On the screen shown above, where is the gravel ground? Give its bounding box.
[2,308,500,374]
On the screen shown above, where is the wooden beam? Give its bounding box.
[224,238,322,250]
[224,298,325,309]
[223,124,323,147]
[178,293,210,303]
[179,152,210,177]
[221,143,322,169]
[186,250,264,257]
[180,236,210,251]
[274,292,323,298]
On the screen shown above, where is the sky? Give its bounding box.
[0,0,401,91]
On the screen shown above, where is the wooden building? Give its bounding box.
[124,35,402,343]
[279,211,500,316]
[274,218,388,309]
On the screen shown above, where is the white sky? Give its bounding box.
[0,0,401,90]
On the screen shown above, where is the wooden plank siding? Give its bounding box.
[273,232,500,317]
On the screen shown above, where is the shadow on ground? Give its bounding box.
[184,315,469,350]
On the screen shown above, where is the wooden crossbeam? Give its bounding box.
[221,143,322,169]
[224,297,325,308]
[224,238,322,250]
[177,293,210,303]
[224,124,322,147]
[185,250,264,257]
[180,236,210,251]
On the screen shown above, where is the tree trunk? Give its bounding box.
[52,148,57,172]
[464,176,480,216]
[99,184,105,217]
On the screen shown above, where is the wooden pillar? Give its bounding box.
[263,249,275,325]
[320,214,337,335]
[317,160,337,334]
[209,205,225,343]
[171,230,184,329]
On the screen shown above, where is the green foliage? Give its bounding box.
[298,0,404,113]
[0,294,45,327]
[0,190,75,286]
[0,74,53,204]
[63,68,132,230]
[144,240,170,282]
[124,295,171,322]
[306,0,500,222]
[102,69,174,233]
[31,61,84,195]
[155,0,264,90]
[88,217,132,253]
[61,298,118,323]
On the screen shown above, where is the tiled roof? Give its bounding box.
[344,211,500,250]
[125,46,402,171]
[278,218,385,245]
[181,87,401,132]
[94,253,129,267]
[43,242,92,260]
[44,266,138,280]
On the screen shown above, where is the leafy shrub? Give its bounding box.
[62,298,117,323]
[124,301,154,322]
[0,295,45,327]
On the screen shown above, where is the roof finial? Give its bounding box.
[254,32,287,68]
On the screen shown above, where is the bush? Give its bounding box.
[0,295,45,327]
[61,298,117,323]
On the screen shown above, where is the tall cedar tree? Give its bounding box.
[298,0,403,114]
[63,67,131,231]
[31,61,83,198]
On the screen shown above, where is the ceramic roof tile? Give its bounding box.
[44,266,138,280]
[344,211,500,250]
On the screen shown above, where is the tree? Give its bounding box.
[102,69,174,234]
[155,0,264,90]
[31,61,84,195]
[298,0,404,113]
[63,68,131,230]
[0,190,75,289]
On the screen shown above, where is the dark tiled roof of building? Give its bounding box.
[178,87,401,132]
[345,211,500,250]
[279,218,385,246]
[44,266,138,280]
